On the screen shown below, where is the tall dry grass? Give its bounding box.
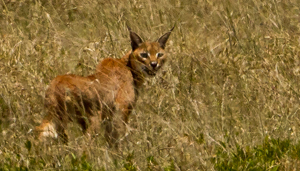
[1,0,300,170]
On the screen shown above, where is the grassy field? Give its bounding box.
[1,0,300,170]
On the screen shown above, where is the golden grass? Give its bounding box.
[1,0,300,170]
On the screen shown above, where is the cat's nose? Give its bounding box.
[150,62,157,68]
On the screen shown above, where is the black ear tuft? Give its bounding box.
[126,24,132,32]
[157,26,175,49]
[128,26,143,51]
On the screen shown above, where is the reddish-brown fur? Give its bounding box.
[35,26,174,146]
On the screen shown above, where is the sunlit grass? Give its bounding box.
[1,0,300,170]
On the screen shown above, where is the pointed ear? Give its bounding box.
[157,26,175,49]
[127,26,143,51]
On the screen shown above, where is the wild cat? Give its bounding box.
[35,26,174,146]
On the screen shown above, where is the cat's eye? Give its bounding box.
[157,53,164,58]
[140,53,148,58]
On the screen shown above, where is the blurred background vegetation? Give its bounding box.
[1,0,300,170]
